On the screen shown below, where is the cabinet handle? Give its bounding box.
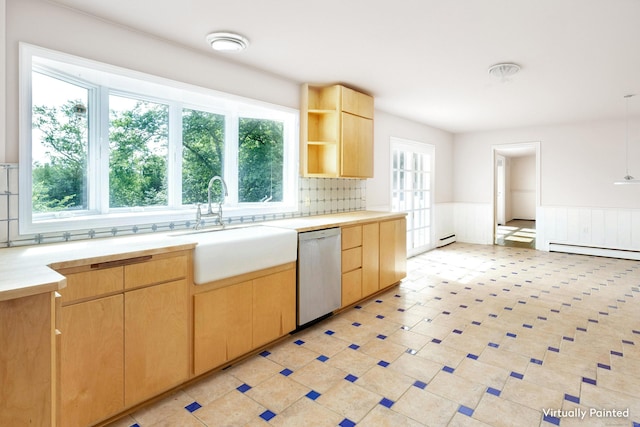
[90,255,152,270]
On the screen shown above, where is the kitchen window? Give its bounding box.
[19,44,298,234]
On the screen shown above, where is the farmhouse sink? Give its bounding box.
[182,225,298,285]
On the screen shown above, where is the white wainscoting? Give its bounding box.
[434,202,456,247]
[453,202,493,245]
[540,206,640,253]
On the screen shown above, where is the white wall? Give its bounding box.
[4,0,455,232]
[368,110,454,241]
[454,119,640,249]
[510,155,535,219]
[4,0,299,162]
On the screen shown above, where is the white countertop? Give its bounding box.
[0,211,405,301]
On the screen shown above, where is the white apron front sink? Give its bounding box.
[186,225,297,285]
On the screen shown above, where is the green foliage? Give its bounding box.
[31,102,87,212]
[109,101,169,207]
[32,99,284,214]
[238,118,284,202]
[181,109,224,205]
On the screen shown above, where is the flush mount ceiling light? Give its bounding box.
[488,62,521,81]
[206,32,249,52]
[614,94,640,184]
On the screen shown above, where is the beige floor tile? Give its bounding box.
[260,341,319,371]
[425,370,486,408]
[500,377,564,412]
[358,405,425,427]
[149,410,205,427]
[523,363,582,396]
[447,412,492,427]
[596,368,640,398]
[316,380,382,422]
[478,346,530,374]
[226,354,283,386]
[389,352,441,383]
[289,359,348,393]
[294,331,350,357]
[326,346,379,377]
[473,393,541,427]
[183,371,243,406]
[387,328,432,349]
[269,397,342,427]
[410,320,456,340]
[416,342,467,367]
[245,373,309,413]
[453,358,511,390]
[356,365,414,401]
[193,391,265,427]
[392,386,458,426]
[542,350,597,378]
[358,336,407,362]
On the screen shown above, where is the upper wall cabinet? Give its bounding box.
[300,84,374,178]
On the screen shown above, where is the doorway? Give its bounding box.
[492,142,540,249]
[390,137,435,257]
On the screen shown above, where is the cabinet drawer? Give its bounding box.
[341,86,373,119]
[342,225,362,250]
[342,269,362,307]
[60,267,124,305]
[342,247,362,273]
[124,254,188,289]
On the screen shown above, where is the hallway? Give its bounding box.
[496,220,536,249]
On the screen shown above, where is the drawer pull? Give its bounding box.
[90,255,152,270]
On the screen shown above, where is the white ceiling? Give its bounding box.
[46,0,640,134]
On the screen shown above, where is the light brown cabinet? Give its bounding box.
[300,84,374,178]
[0,292,57,427]
[56,251,190,427]
[193,264,296,375]
[193,280,253,375]
[124,278,189,405]
[341,217,405,308]
[60,294,124,427]
[379,217,407,289]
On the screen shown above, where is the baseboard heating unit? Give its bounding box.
[548,242,640,261]
[438,234,456,247]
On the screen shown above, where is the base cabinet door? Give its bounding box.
[361,222,380,297]
[60,295,124,427]
[124,279,189,406]
[252,268,296,348]
[193,281,253,375]
[379,218,407,288]
[0,293,57,427]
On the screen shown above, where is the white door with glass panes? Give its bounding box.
[390,138,434,257]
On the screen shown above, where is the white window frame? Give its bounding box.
[19,43,298,235]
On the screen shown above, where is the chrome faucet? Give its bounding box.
[194,175,228,230]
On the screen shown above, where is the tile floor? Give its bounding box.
[107,243,640,427]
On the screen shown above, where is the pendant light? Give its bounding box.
[614,94,640,184]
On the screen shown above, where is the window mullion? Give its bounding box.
[224,112,239,206]
[168,102,182,208]
[95,86,110,214]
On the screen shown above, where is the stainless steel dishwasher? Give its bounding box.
[297,227,342,327]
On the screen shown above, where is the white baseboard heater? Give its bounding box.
[548,242,640,261]
[438,234,456,247]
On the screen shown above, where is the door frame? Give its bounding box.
[389,137,435,257]
[491,141,541,249]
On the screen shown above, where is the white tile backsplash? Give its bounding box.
[0,167,367,248]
